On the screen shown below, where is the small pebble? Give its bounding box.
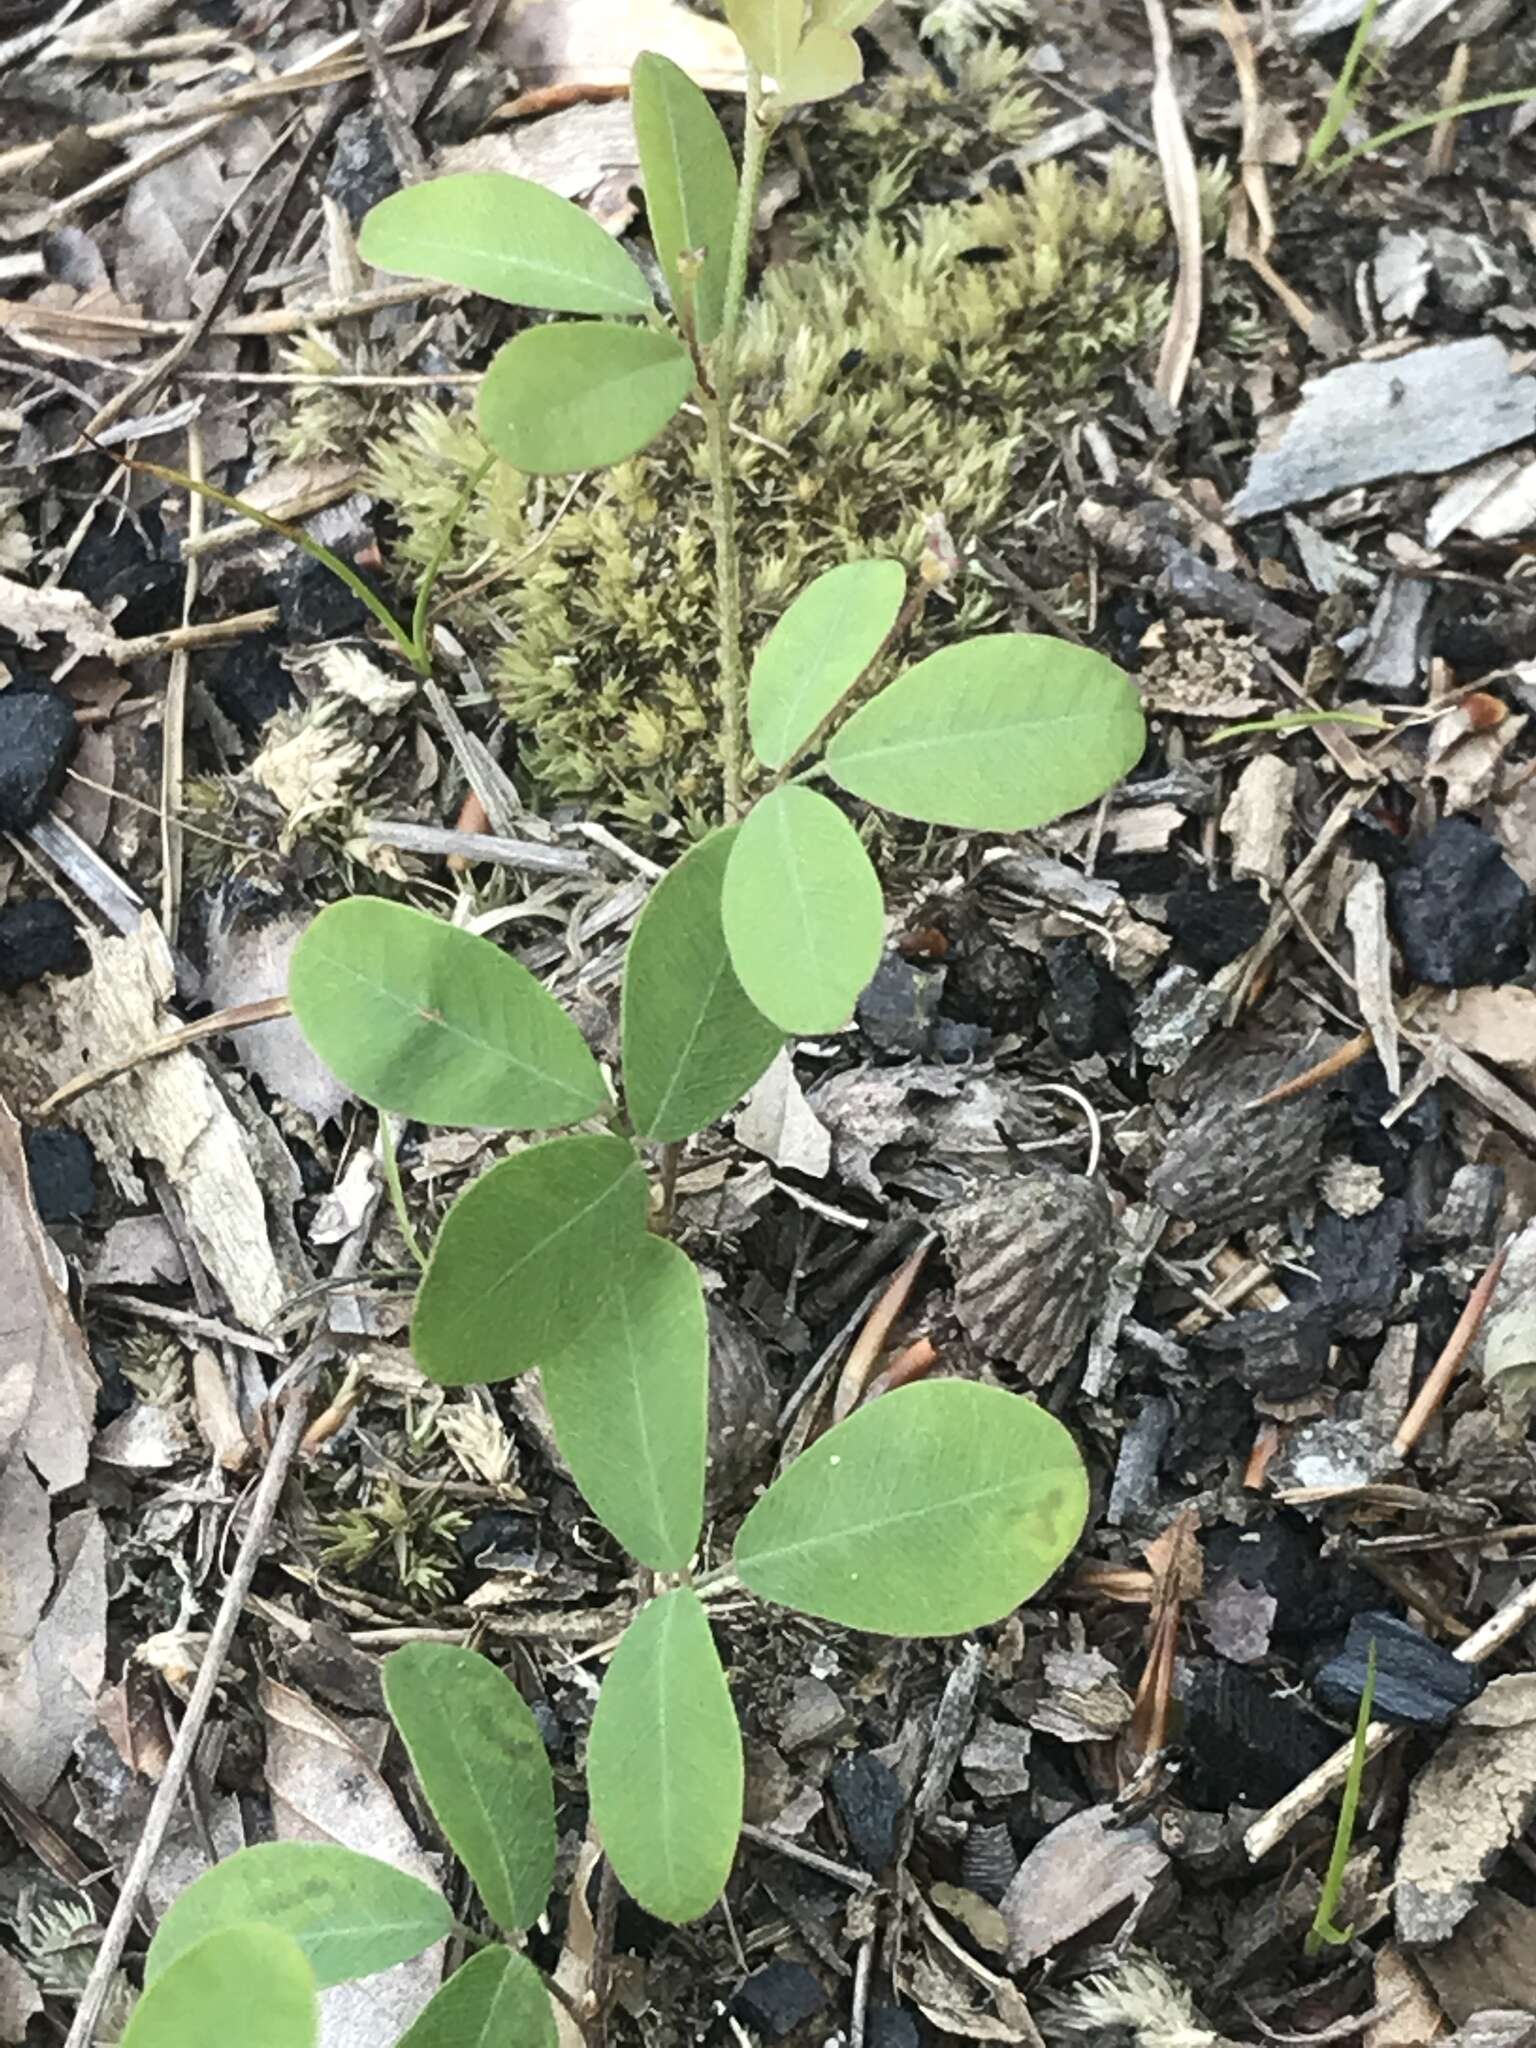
[1386,816,1532,987]
[829,1751,906,1871]
[0,684,78,833]
[24,1127,96,1222]
[0,898,86,993]
[731,1959,827,2040]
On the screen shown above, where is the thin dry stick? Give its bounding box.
[32,996,292,1116]
[1392,1240,1509,1457]
[161,420,202,938]
[63,1387,313,2048]
[1143,0,1203,407]
[831,1236,937,1421]
[1245,1565,1536,1864]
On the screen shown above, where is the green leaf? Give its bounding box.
[289,898,608,1132]
[383,1645,555,1935]
[358,173,651,317]
[734,1380,1089,1635]
[824,634,1145,831]
[397,1949,556,2048]
[542,1236,707,1571]
[631,52,738,346]
[622,827,782,1142]
[145,1843,451,1989]
[772,22,862,103]
[748,559,905,769]
[587,1589,742,1923]
[724,0,803,77]
[125,1928,317,2048]
[412,1135,649,1386]
[478,323,694,476]
[809,0,882,26]
[721,785,884,1035]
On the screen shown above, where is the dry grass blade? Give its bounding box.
[1142,0,1203,407]
[830,1235,936,1420]
[1392,1240,1510,1456]
[32,997,293,1118]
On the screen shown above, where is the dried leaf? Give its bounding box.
[0,574,124,662]
[37,919,292,1331]
[0,1096,96,1491]
[1000,1803,1168,1967]
[0,1510,107,1804]
[259,1679,445,2048]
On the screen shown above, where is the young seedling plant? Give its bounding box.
[123,6,1147,2043]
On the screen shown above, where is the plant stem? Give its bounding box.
[379,1114,427,1270]
[702,62,776,822]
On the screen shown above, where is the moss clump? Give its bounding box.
[365,46,1197,830]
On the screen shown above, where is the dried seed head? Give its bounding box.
[1148,1045,1344,1230]
[943,1170,1114,1384]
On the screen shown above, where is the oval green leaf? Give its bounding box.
[413,1135,649,1386]
[478,323,694,477]
[734,1380,1090,1636]
[289,898,608,1132]
[383,1645,555,1935]
[824,635,1145,831]
[623,827,782,1142]
[358,173,651,317]
[145,1843,451,1990]
[724,0,802,77]
[772,22,862,103]
[631,52,738,346]
[748,559,905,770]
[542,1235,707,1571]
[397,1948,556,2048]
[125,1927,317,2048]
[587,1588,743,1923]
[721,785,883,1036]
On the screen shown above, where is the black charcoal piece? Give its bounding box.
[1204,1516,1376,1646]
[1192,1301,1332,1401]
[857,954,945,1058]
[324,109,400,224]
[1042,935,1128,1060]
[1311,1198,1409,1338]
[1180,1661,1339,1810]
[0,683,78,833]
[867,2008,922,2048]
[829,1751,906,1872]
[732,1960,827,2039]
[24,1126,95,1222]
[275,550,375,642]
[208,631,296,739]
[0,898,86,992]
[1386,817,1531,987]
[1166,877,1269,971]
[1313,1611,1482,1728]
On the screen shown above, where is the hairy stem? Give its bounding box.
[703,62,775,822]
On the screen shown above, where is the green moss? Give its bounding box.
[363,45,1208,830]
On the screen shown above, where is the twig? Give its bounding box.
[1244,1565,1536,1864]
[831,1236,937,1421]
[589,1855,620,2048]
[850,1933,875,2048]
[32,997,292,1117]
[739,1823,874,1893]
[1392,1240,1509,1457]
[1142,0,1203,408]
[63,1387,314,2048]
[366,820,592,878]
[347,0,427,181]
